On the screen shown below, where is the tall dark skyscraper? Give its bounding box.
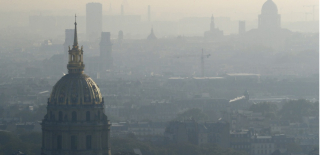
[239,21,246,34]
[86,3,102,41]
[41,17,111,155]
[63,29,74,54]
[121,5,124,16]
[148,5,151,22]
[100,32,113,71]
[63,29,74,71]
[118,30,123,43]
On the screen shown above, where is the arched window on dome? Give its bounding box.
[79,55,81,62]
[86,111,90,121]
[58,111,63,121]
[72,111,77,122]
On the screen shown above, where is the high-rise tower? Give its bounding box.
[41,16,111,155]
[148,5,151,22]
[239,21,246,34]
[100,32,113,71]
[121,5,124,16]
[210,14,215,31]
[86,3,102,41]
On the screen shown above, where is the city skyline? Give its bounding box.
[0,0,318,22]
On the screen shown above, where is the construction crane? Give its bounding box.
[166,49,211,77]
[201,49,211,77]
[304,5,318,21]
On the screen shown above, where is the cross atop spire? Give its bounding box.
[73,14,78,48]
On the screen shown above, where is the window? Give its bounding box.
[86,135,92,149]
[57,135,62,149]
[72,111,77,122]
[50,111,55,120]
[79,55,81,62]
[86,111,90,121]
[59,111,63,121]
[71,135,77,150]
[98,111,100,120]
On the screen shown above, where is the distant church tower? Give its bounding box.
[100,32,113,71]
[147,27,157,40]
[41,16,111,155]
[258,0,281,30]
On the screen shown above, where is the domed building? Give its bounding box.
[241,0,292,51]
[41,16,111,155]
[258,0,281,30]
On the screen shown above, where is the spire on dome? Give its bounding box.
[73,14,78,49]
[67,14,85,74]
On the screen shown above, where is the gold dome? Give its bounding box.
[49,73,102,105]
[48,15,102,105]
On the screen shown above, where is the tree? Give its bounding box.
[175,108,208,121]
[279,99,317,122]
[249,102,278,119]
[249,102,278,114]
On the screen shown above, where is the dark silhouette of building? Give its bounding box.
[148,5,151,22]
[41,17,111,155]
[63,29,74,67]
[206,121,230,148]
[86,3,102,41]
[118,30,124,43]
[239,21,246,34]
[121,5,124,16]
[243,0,292,50]
[100,32,113,71]
[204,15,223,40]
[258,0,281,30]
[147,28,157,40]
[164,120,230,146]
[230,129,253,154]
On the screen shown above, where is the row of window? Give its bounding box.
[253,149,272,154]
[253,144,272,148]
[50,111,100,122]
[233,144,273,149]
[57,135,91,150]
[232,145,250,149]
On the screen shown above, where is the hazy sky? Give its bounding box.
[0,0,318,21]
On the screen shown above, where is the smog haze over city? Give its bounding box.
[0,0,318,155]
